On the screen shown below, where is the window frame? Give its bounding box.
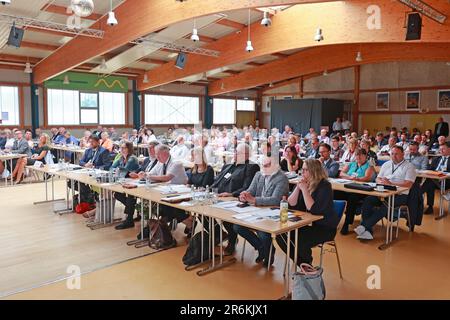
[0,84,22,127]
[44,88,128,128]
[79,91,99,125]
[143,92,201,126]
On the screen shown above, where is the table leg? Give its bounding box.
[285,230,291,298]
[435,179,447,220]
[10,158,13,186]
[378,194,395,250]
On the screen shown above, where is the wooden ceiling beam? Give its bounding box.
[209,42,450,95]
[20,41,60,52]
[34,0,326,83]
[138,0,450,91]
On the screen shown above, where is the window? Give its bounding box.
[47,89,126,125]
[99,92,126,124]
[0,86,20,126]
[79,92,98,125]
[237,99,255,111]
[145,94,199,125]
[213,98,235,124]
[47,89,80,125]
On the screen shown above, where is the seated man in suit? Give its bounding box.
[318,143,339,178]
[71,135,111,202]
[114,141,160,230]
[211,143,260,254]
[356,146,416,240]
[303,137,320,159]
[233,156,289,267]
[421,142,450,215]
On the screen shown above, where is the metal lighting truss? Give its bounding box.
[131,36,220,57]
[397,0,447,23]
[0,13,104,38]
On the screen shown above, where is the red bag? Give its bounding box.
[75,202,95,214]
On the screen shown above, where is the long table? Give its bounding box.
[27,164,321,298]
[416,170,450,220]
[0,153,27,186]
[51,144,86,164]
[290,176,408,250]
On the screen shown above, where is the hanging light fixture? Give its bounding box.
[323,70,328,76]
[63,75,70,85]
[107,0,118,26]
[220,82,225,90]
[143,73,149,84]
[190,19,200,42]
[269,82,274,88]
[24,61,32,74]
[314,28,324,41]
[355,51,363,62]
[100,58,107,70]
[260,11,272,27]
[245,9,253,52]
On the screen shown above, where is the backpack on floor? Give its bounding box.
[182,231,211,266]
[148,218,177,250]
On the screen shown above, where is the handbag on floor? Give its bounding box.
[148,218,177,250]
[292,263,326,300]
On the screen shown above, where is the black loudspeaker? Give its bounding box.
[7,24,24,48]
[175,52,186,69]
[406,13,422,41]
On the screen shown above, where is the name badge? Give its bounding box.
[224,173,232,179]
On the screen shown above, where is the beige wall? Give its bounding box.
[262,61,450,133]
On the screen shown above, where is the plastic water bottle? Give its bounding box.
[280,196,289,224]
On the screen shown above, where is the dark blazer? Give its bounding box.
[407,181,424,231]
[12,139,32,157]
[429,156,450,172]
[79,146,111,170]
[0,137,6,150]
[323,159,340,178]
[211,161,260,197]
[434,121,449,138]
[429,156,450,189]
[291,179,339,229]
[140,157,158,172]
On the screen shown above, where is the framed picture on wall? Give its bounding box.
[438,90,450,110]
[376,92,389,110]
[406,91,420,110]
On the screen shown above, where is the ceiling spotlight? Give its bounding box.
[71,0,94,18]
[143,73,149,84]
[355,51,363,62]
[24,62,32,74]
[261,11,272,27]
[246,9,253,52]
[314,28,324,42]
[63,75,70,85]
[107,0,118,26]
[269,82,274,88]
[446,62,450,66]
[100,58,107,70]
[323,70,328,76]
[190,20,199,42]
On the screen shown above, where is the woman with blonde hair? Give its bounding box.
[13,133,52,184]
[276,159,339,265]
[188,147,214,188]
